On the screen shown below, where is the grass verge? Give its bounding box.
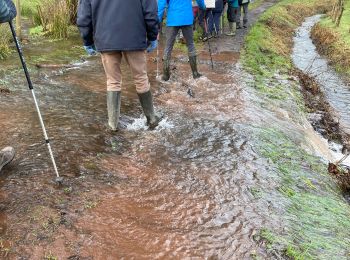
[241,0,350,258]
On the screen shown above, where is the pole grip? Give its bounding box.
[9,21,34,90]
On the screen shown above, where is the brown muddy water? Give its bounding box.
[0,34,280,258]
[292,15,350,167]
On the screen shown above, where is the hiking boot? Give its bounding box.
[201,33,209,42]
[189,56,202,79]
[225,22,236,36]
[138,91,162,130]
[107,91,121,131]
[0,147,15,173]
[162,59,171,81]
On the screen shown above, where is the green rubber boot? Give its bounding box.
[225,22,236,36]
[189,56,202,79]
[107,91,121,131]
[162,59,171,81]
[138,91,162,130]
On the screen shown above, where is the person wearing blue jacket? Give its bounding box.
[158,0,206,81]
[225,0,239,36]
[0,0,16,173]
[77,0,162,131]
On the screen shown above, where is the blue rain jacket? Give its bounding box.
[158,0,206,27]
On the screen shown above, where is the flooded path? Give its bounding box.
[0,44,274,258]
[0,1,299,259]
[292,15,350,166]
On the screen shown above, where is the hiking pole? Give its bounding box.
[204,16,214,70]
[8,21,63,185]
[156,41,159,79]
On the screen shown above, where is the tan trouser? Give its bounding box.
[101,51,150,93]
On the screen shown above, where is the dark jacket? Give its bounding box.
[77,0,158,52]
[0,0,16,23]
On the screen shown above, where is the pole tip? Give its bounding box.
[55,177,64,185]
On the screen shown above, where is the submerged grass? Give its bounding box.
[256,128,350,259]
[242,0,350,258]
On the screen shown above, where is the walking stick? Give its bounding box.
[204,16,214,70]
[156,41,159,79]
[8,21,63,185]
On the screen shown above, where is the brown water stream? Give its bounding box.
[0,36,278,259]
[0,1,295,258]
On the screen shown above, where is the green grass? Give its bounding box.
[250,0,265,10]
[322,1,350,44]
[255,128,350,259]
[0,25,12,59]
[313,0,350,76]
[21,0,43,24]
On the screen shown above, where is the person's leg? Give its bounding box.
[226,5,235,36]
[237,5,242,29]
[213,11,222,36]
[243,3,249,28]
[182,25,201,79]
[208,10,214,36]
[162,26,179,81]
[124,51,162,129]
[199,9,207,40]
[0,147,15,173]
[101,52,123,131]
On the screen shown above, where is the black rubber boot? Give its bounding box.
[189,56,202,79]
[138,91,162,130]
[162,59,171,81]
[107,91,121,131]
[0,147,15,173]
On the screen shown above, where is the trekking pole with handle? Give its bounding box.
[8,21,63,184]
[204,16,214,70]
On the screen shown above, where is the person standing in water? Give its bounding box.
[158,0,206,81]
[237,0,250,29]
[77,0,162,131]
[0,0,17,173]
